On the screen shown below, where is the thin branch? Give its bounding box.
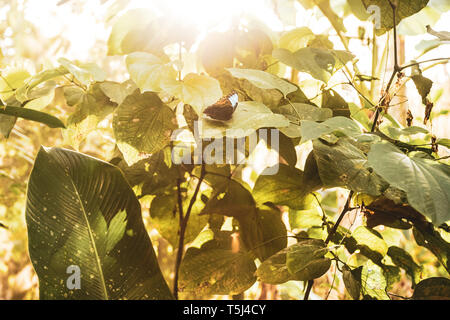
[173,164,205,299]
[304,190,355,300]
[400,57,450,71]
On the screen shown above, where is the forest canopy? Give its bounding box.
[0,0,449,300]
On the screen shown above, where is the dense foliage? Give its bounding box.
[0,0,449,300]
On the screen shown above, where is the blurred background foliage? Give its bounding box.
[0,0,449,299]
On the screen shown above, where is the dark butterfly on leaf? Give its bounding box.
[203,91,238,121]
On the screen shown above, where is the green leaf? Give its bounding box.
[161,73,222,115]
[286,239,331,280]
[273,103,332,138]
[343,265,362,300]
[15,67,68,102]
[352,226,388,257]
[58,58,106,86]
[313,137,385,196]
[413,226,450,273]
[278,27,315,52]
[0,67,32,101]
[273,47,354,83]
[98,80,137,105]
[289,194,323,229]
[300,116,362,143]
[258,205,288,260]
[26,147,173,299]
[426,25,450,41]
[360,260,390,300]
[321,89,351,117]
[0,105,65,129]
[361,0,429,35]
[126,52,177,93]
[150,191,209,248]
[63,83,116,149]
[256,247,294,284]
[368,141,450,225]
[412,277,450,300]
[107,8,155,55]
[178,248,256,296]
[201,101,289,139]
[226,68,297,98]
[387,246,422,285]
[113,90,177,165]
[253,164,320,210]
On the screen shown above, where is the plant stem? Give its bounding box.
[173,164,205,299]
[371,0,399,132]
[304,190,354,300]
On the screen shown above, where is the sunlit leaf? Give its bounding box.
[161,73,222,115]
[58,58,106,86]
[201,101,289,139]
[273,103,332,138]
[360,260,390,300]
[107,8,155,55]
[352,226,388,257]
[253,164,321,210]
[226,68,297,98]
[126,52,177,93]
[273,47,354,83]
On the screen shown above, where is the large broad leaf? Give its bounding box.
[361,0,429,35]
[412,277,450,300]
[253,164,321,210]
[113,90,177,165]
[126,52,177,93]
[273,103,332,138]
[178,247,256,296]
[368,141,450,225]
[273,47,354,83]
[313,137,386,196]
[226,68,297,98]
[25,147,173,300]
[201,101,289,139]
[161,73,223,115]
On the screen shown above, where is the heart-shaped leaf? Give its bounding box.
[368,141,450,225]
[113,90,177,165]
